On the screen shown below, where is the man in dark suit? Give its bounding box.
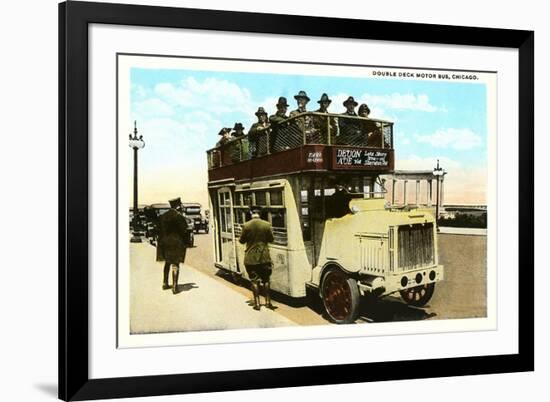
[248,107,271,157]
[337,96,361,144]
[312,93,335,143]
[269,97,289,152]
[269,97,290,125]
[289,90,310,117]
[156,197,190,294]
[238,207,275,310]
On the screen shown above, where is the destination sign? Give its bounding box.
[332,147,391,169]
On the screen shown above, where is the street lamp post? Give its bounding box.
[433,159,444,230]
[129,121,145,243]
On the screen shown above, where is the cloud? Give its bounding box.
[133,98,174,117]
[414,128,483,150]
[328,92,443,116]
[154,77,255,115]
[131,84,148,100]
[365,93,443,112]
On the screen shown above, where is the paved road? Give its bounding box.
[130,231,486,333]
[129,239,298,334]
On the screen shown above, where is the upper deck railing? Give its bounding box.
[207,113,394,169]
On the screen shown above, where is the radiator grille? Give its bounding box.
[357,235,388,274]
[397,223,434,270]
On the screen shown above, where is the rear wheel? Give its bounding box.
[321,269,360,324]
[400,283,435,307]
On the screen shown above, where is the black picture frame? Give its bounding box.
[59,1,534,400]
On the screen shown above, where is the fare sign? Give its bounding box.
[332,147,390,169]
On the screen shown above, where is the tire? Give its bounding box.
[321,269,361,324]
[400,283,435,307]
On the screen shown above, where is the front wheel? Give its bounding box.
[400,283,435,307]
[321,269,360,324]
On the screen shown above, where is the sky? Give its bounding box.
[128,67,489,207]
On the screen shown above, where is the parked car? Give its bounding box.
[181,202,209,233]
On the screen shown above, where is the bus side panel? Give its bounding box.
[284,179,311,298]
[287,249,311,297]
[269,247,291,295]
[236,242,292,295]
[208,189,221,265]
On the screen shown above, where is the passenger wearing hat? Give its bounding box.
[289,90,310,118]
[309,93,334,144]
[358,104,387,148]
[269,97,289,125]
[315,93,332,113]
[337,96,361,144]
[269,97,290,153]
[248,107,271,157]
[227,123,245,163]
[288,90,315,148]
[341,96,358,116]
[156,197,190,294]
[215,127,233,147]
[231,122,246,138]
[238,207,275,310]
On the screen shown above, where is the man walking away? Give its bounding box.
[156,197,190,294]
[239,207,275,310]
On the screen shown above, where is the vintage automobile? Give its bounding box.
[207,111,444,324]
[143,202,195,247]
[181,202,209,233]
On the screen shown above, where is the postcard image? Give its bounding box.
[117,54,495,348]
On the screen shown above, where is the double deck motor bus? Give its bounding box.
[206,112,444,323]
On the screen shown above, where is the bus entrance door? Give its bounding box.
[217,188,239,272]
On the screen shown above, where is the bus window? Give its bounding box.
[220,207,227,232]
[255,191,267,206]
[242,192,253,207]
[269,209,287,245]
[269,189,283,206]
[235,193,242,206]
[271,210,285,228]
[234,209,245,224]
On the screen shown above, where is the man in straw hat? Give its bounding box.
[238,206,276,311]
[248,107,271,157]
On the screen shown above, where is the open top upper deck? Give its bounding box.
[207,112,395,183]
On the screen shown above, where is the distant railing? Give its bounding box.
[207,113,393,169]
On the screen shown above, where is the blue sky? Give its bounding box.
[128,67,489,205]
